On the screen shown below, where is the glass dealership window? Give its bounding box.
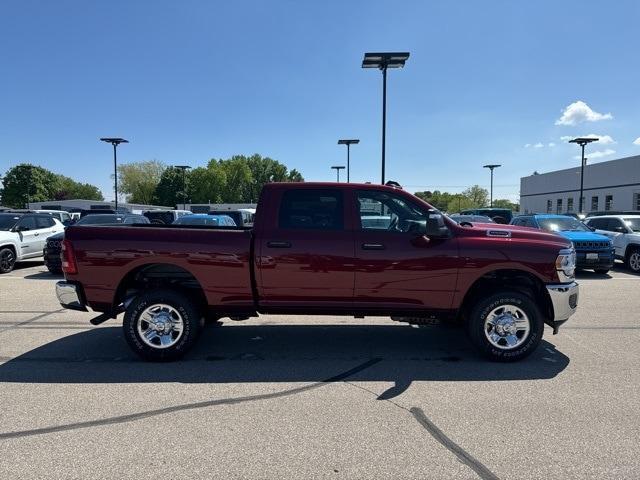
[556,199,562,214]
[567,198,574,212]
[605,195,614,211]
[591,196,599,211]
[546,200,552,213]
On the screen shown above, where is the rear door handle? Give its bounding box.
[362,243,385,250]
[267,241,292,248]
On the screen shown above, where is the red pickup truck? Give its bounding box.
[55,182,579,362]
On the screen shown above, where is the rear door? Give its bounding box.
[257,187,355,308]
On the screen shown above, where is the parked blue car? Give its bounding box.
[511,214,615,273]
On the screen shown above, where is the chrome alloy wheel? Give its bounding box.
[629,252,640,272]
[484,304,531,350]
[137,304,185,349]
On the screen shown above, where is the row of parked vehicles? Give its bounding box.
[0,207,251,274]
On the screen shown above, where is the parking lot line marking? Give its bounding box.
[0,357,382,441]
[0,309,65,334]
[411,407,500,480]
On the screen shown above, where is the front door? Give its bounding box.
[257,188,355,309]
[353,189,459,312]
[14,216,39,257]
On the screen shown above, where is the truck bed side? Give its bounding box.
[64,225,254,313]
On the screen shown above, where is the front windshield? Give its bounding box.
[538,217,589,232]
[76,215,123,225]
[0,215,21,231]
[624,218,640,232]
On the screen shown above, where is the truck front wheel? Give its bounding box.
[467,291,543,362]
[123,289,202,361]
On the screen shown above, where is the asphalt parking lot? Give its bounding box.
[0,260,639,479]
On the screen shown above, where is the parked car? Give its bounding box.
[208,209,254,227]
[56,182,579,362]
[172,214,237,226]
[44,214,150,274]
[511,214,614,274]
[32,210,74,226]
[448,214,495,224]
[0,213,65,273]
[143,210,191,224]
[584,215,640,273]
[459,208,513,224]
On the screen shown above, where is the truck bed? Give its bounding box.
[64,225,255,312]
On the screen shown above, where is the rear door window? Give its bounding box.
[278,189,344,230]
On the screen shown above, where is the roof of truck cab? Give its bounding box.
[265,182,407,192]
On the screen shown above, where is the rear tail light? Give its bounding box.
[61,239,78,275]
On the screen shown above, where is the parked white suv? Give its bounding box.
[0,213,65,273]
[584,215,640,273]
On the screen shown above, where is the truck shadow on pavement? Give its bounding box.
[0,324,569,399]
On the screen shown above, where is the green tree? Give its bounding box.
[492,199,519,211]
[117,160,165,204]
[188,164,226,204]
[217,156,252,203]
[462,185,489,208]
[0,164,58,208]
[52,175,103,201]
[153,167,186,207]
[287,169,304,182]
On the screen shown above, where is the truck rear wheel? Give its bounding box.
[467,291,543,362]
[123,289,202,361]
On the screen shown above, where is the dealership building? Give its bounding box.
[520,154,640,214]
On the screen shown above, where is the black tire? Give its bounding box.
[47,266,63,275]
[594,269,610,275]
[123,289,202,361]
[625,247,640,273]
[0,247,16,274]
[467,291,543,362]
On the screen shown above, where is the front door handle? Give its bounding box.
[362,243,385,250]
[267,241,292,248]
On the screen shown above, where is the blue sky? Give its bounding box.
[1,0,639,202]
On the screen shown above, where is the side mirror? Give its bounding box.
[425,213,448,237]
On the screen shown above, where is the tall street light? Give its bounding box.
[569,137,598,214]
[331,166,345,182]
[337,139,359,183]
[174,165,191,210]
[100,138,129,211]
[362,52,410,185]
[483,164,501,207]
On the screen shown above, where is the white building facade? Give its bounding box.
[520,155,640,214]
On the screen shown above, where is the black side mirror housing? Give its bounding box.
[425,212,449,237]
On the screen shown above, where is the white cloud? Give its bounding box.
[573,149,616,160]
[560,136,573,141]
[555,100,613,126]
[524,143,531,148]
[533,142,544,148]
[634,137,640,146]
[548,142,556,147]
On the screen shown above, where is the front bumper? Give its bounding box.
[55,281,88,311]
[576,250,615,270]
[546,281,579,332]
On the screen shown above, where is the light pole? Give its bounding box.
[100,138,129,211]
[174,165,191,210]
[362,52,410,185]
[569,137,598,214]
[483,164,501,207]
[331,166,345,182]
[337,139,359,183]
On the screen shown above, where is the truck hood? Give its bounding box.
[459,222,572,248]
[555,230,610,242]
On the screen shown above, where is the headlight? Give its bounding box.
[555,248,576,281]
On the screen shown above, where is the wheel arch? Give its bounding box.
[113,263,208,315]
[459,269,554,325]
